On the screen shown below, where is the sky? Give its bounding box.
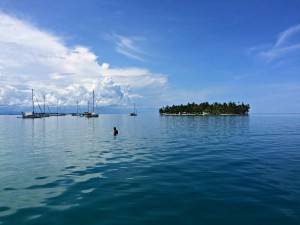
[0,0,299,113]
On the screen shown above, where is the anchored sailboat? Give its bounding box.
[37,94,50,117]
[22,89,42,118]
[83,90,99,118]
[130,103,137,116]
[72,100,81,116]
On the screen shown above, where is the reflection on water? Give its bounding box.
[0,114,299,224]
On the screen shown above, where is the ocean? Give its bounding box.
[0,114,299,225]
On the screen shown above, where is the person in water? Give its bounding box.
[114,127,118,136]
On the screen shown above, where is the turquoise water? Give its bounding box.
[0,114,299,225]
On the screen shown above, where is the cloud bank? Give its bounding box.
[0,13,167,110]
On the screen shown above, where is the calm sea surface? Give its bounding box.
[0,114,299,225]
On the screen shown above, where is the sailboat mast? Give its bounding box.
[32,89,34,114]
[93,90,95,112]
[43,95,46,114]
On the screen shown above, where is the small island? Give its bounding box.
[159,102,250,116]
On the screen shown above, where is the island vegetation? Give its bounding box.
[159,102,250,116]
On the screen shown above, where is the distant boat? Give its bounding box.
[51,100,66,116]
[22,89,42,119]
[72,100,82,116]
[22,112,42,118]
[130,103,137,116]
[37,94,50,117]
[84,90,99,118]
[83,112,99,117]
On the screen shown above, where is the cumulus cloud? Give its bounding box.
[0,13,167,109]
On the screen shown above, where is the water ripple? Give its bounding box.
[0,115,299,224]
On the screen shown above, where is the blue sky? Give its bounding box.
[0,0,299,113]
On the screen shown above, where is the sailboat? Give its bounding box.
[130,103,137,116]
[84,90,99,118]
[72,100,81,116]
[37,94,50,117]
[22,89,42,118]
[51,100,63,116]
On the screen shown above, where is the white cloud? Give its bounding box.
[0,13,167,109]
[275,24,300,47]
[105,33,146,61]
[251,24,300,61]
[259,43,300,60]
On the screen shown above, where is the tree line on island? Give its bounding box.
[159,102,250,115]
